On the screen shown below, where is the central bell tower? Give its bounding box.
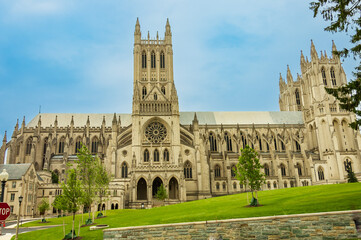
[130,19,184,207]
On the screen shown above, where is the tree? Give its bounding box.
[155,184,168,202]
[76,144,98,224]
[52,195,67,216]
[38,198,50,222]
[345,160,359,182]
[235,145,265,206]
[51,171,59,184]
[310,0,361,130]
[95,158,111,217]
[60,168,83,239]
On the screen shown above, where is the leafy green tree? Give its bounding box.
[52,195,67,216]
[235,145,265,206]
[51,171,59,184]
[76,144,98,224]
[310,0,361,130]
[95,158,111,216]
[38,198,50,222]
[61,168,83,239]
[345,160,359,182]
[155,184,168,201]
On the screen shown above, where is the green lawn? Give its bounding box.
[15,183,361,240]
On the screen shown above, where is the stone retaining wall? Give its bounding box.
[103,210,361,239]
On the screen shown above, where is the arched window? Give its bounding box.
[266,142,269,151]
[144,149,149,162]
[91,138,98,154]
[151,51,156,68]
[318,167,325,180]
[296,163,302,176]
[231,165,237,178]
[160,51,165,68]
[233,182,237,189]
[222,182,226,190]
[284,181,288,188]
[75,138,82,154]
[163,149,169,161]
[264,164,270,176]
[257,135,262,151]
[295,140,301,151]
[274,138,278,151]
[154,93,157,100]
[209,132,217,152]
[321,67,327,85]
[142,51,147,68]
[153,149,159,162]
[224,132,232,151]
[58,137,65,154]
[161,86,165,95]
[216,182,220,190]
[330,67,336,86]
[267,181,271,189]
[142,86,147,99]
[184,161,192,179]
[280,164,286,176]
[240,132,247,149]
[273,181,277,189]
[121,162,128,178]
[214,165,221,178]
[280,140,285,151]
[295,89,301,106]
[25,137,32,155]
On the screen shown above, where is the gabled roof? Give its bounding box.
[0,164,32,180]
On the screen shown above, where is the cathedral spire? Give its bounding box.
[300,50,305,64]
[286,65,293,84]
[332,40,338,59]
[165,18,172,44]
[134,18,141,44]
[310,39,318,61]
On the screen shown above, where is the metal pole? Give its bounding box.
[15,202,21,240]
[0,181,5,202]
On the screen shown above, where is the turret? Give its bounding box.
[286,65,293,84]
[310,40,319,62]
[112,113,117,132]
[165,18,172,44]
[134,18,141,44]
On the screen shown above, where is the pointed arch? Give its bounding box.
[296,163,302,176]
[151,51,156,68]
[142,51,147,68]
[264,164,270,176]
[169,177,179,199]
[240,131,247,149]
[161,86,166,95]
[209,132,217,152]
[160,51,165,68]
[25,137,33,155]
[318,166,325,180]
[58,137,65,154]
[321,67,327,85]
[91,137,99,154]
[142,86,147,99]
[153,149,159,162]
[294,140,301,151]
[152,177,163,197]
[224,132,233,151]
[231,164,237,178]
[137,178,147,200]
[295,88,301,107]
[214,164,221,178]
[163,149,169,161]
[121,162,128,178]
[144,149,149,162]
[280,163,286,176]
[154,93,158,100]
[184,161,192,179]
[75,137,82,154]
[330,67,336,86]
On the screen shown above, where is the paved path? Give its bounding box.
[0,219,60,240]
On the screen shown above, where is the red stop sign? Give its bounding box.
[0,203,11,220]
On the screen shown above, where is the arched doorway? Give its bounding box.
[111,204,114,210]
[152,177,163,197]
[102,204,105,211]
[169,177,179,199]
[115,203,119,209]
[137,178,147,200]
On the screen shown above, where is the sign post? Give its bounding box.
[0,203,10,236]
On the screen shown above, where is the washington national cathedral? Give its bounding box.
[0,19,361,212]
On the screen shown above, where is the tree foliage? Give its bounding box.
[95,158,111,214]
[235,145,265,206]
[345,160,359,182]
[51,171,59,184]
[76,144,98,221]
[155,184,168,201]
[310,0,361,130]
[38,198,50,220]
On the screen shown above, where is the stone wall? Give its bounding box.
[103,210,361,239]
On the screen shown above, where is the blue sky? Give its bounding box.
[0,0,357,142]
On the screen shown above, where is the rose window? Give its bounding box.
[145,122,167,143]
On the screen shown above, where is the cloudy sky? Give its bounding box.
[0,0,357,142]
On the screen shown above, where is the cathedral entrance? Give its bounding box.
[168,177,179,199]
[152,177,163,197]
[137,178,147,200]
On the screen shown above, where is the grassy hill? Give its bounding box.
[15,183,361,240]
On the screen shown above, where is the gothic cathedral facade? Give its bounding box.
[1,19,360,210]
